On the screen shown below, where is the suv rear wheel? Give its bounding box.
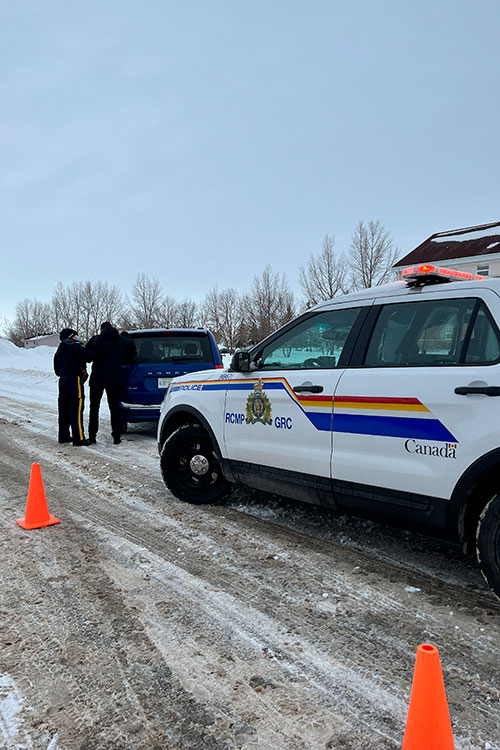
[476,494,500,599]
[160,424,232,504]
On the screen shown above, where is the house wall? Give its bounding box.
[452,258,500,277]
[24,333,60,349]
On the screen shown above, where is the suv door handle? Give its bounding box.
[454,386,500,396]
[293,384,324,393]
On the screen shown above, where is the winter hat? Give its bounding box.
[100,321,112,330]
[59,328,77,341]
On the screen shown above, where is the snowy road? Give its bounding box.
[0,346,499,749]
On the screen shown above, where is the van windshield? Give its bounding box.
[133,335,213,365]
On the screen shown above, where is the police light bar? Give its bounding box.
[402,264,485,286]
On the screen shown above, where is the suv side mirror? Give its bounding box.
[231,350,251,372]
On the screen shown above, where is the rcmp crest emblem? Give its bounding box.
[246,379,272,425]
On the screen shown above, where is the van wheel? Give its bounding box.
[476,494,500,599]
[120,419,128,434]
[160,424,232,504]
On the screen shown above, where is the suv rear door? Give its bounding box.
[332,286,500,519]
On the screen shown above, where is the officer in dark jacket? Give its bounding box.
[54,328,93,446]
[86,322,136,444]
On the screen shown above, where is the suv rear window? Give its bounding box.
[364,298,477,367]
[363,298,500,367]
[133,335,214,365]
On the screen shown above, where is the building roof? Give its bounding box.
[393,221,500,269]
[24,333,58,342]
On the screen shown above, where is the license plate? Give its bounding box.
[158,378,171,388]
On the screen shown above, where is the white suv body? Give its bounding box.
[158,269,500,597]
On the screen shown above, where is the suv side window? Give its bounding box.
[464,302,500,364]
[259,307,361,370]
[364,298,477,367]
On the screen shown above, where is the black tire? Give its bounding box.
[160,424,232,504]
[120,419,128,434]
[476,494,500,599]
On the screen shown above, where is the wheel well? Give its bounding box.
[159,411,201,447]
[159,408,223,461]
[458,466,500,549]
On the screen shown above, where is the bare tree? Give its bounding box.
[218,288,241,351]
[159,295,179,328]
[299,234,348,307]
[5,298,53,346]
[241,265,296,343]
[126,274,164,328]
[78,281,95,339]
[200,286,223,341]
[201,286,242,349]
[85,281,122,335]
[174,298,198,328]
[51,281,81,334]
[347,220,398,290]
[51,280,122,340]
[117,311,137,332]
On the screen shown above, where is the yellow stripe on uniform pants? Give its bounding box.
[77,376,84,441]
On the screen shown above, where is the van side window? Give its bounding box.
[464,302,500,363]
[364,298,476,367]
[135,335,212,364]
[259,307,360,370]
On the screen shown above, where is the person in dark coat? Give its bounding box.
[85,322,136,444]
[54,328,93,446]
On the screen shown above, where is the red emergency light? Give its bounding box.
[402,264,485,286]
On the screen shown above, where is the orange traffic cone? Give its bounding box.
[16,463,60,530]
[402,643,455,749]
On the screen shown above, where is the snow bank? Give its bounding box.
[0,339,55,373]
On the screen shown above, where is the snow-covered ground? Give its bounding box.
[1,340,499,749]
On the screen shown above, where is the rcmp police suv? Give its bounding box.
[158,263,500,598]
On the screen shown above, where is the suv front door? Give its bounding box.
[224,304,367,503]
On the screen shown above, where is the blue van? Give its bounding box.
[119,328,223,430]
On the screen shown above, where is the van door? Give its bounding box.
[331,288,500,520]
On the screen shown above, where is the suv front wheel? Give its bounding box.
[476,494,500,599]
[160,424,232,504]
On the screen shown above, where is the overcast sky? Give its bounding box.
[1,0,499,327]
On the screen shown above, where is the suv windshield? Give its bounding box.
[133,335,214,365]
